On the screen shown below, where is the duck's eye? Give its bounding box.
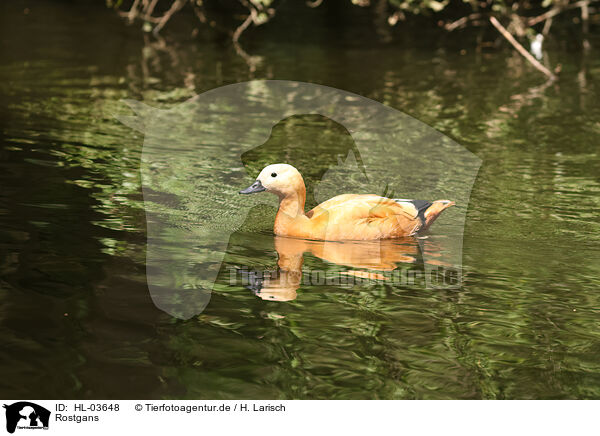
[271,172,277,178]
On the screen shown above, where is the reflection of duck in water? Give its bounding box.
[240,164,454,240]
[250,236,442,301]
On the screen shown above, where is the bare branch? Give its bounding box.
[527,0,593,26]
[445,13,485,31]
[233,13,254,43]
[490,16,557,80]
[146,0,160,18]
[127,0,141,22]
[581,0,591,50]
[542,16,553,35]
[152,0,186,35]
[306,0,324,7]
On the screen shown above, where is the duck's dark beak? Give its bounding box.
[239,180,266,194]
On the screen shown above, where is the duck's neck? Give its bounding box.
[274,188,307,235]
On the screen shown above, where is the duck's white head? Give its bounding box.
[239,163,305,199]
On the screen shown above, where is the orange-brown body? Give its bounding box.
[240,164,454,241]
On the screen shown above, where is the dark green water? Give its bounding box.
[1,0,599,399]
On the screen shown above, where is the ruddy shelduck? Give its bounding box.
[240,164,454,240]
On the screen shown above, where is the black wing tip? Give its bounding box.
[392,199,433,225]
[410,200,432,226]
[410,199,433,211]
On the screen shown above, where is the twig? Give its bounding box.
[141,14,162,23]
[232,39,262,73]
[306,0,323,7]
[192,2,207,24]
[581,0,591,50]
[127,0,141,22]
[152,0,186,35]
[489,16,557,80]
[232,13,253,43]
[527,0,591,26]
[528,5,562,26]
[581,0,590,30]
[232,14,263,73]
[445,13,484,31]
[542,16,553,35]
[146,0,160,17]
[509,13,527,37]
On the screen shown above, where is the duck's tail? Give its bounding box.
[422,200,455,230]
